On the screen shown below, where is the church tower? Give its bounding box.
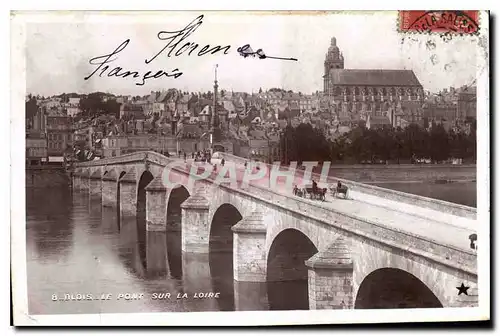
[323,37,344,94]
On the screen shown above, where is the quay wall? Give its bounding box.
[25,166,70,188]
[315,164,476,183]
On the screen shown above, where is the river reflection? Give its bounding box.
[26,187,288,314]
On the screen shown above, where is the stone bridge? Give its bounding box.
[73,151,478,310]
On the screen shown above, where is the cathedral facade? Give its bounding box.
[323,37,424,127]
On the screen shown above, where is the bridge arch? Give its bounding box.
[136,170,154,269]
[137,170,154,216]
[165,185,191,279]
[352,240,452,307]
[209,203,243,311]
[166,185,191,231]
[266,228,318,310]
[116,170,127,215]
[209,203,243,255]
[355,267,443,309]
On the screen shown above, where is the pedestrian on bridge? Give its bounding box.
[312,179,318,194]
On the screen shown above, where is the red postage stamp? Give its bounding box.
[399,10,480,34]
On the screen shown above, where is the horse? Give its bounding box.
[304,185,327,201]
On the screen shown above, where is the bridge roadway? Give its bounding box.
[184,157,476,252]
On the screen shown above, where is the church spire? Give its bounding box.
[211,64,218,128]
[211,64,220,142]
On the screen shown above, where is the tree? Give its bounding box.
[379,126,397,162]
[79,92,104,117]
[428,124,450,162]
[465,120,477,162]
[79,92,121,118]
[280,125,295,164]
[403,124,428,160]
[103,99,121,118]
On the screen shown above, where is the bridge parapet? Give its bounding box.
[76,151,170,168]
[216,152,476,220]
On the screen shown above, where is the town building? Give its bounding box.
[323,37,424,127]
[26,104,48,165]
[29,105,47,134]
[120,103,145,119]
[26,135,47,165]
[458,86,477,120]
[366,115,392,130]
[101,134,211,158]
[423,85,476,126]
[66,97,81,117]
[46,113,73,162]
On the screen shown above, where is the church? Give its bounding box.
[323,37,424,128]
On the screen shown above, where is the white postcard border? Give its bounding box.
[10,10,491,326]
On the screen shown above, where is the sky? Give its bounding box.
[23,11,486,97]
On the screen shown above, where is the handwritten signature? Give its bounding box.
[84,15,298,86]
[236,44,298,61]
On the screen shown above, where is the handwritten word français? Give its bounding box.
[84,39,183,86]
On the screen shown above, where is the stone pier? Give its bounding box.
[181,252,218,311]
[181,186,210,253]
[102,170,117,208]
[72,169,82,190]
[119,169,137,217]
[89,169,102,196]
[305,236,354,310]
[233,281,269,311]
[232,211,267,282]
[80,169,90,191]
[145,175,169,277]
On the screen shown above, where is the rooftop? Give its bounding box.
[328,69,422,87]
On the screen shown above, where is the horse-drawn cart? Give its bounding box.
[329,184,349,199]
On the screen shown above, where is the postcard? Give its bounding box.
[11,10,490,326]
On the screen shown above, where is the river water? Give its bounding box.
[26,182,476,314]
[26,187,302,314]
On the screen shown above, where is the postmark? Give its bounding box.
[399,10,480,35]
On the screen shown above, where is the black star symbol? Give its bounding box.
[456,283,470,295]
